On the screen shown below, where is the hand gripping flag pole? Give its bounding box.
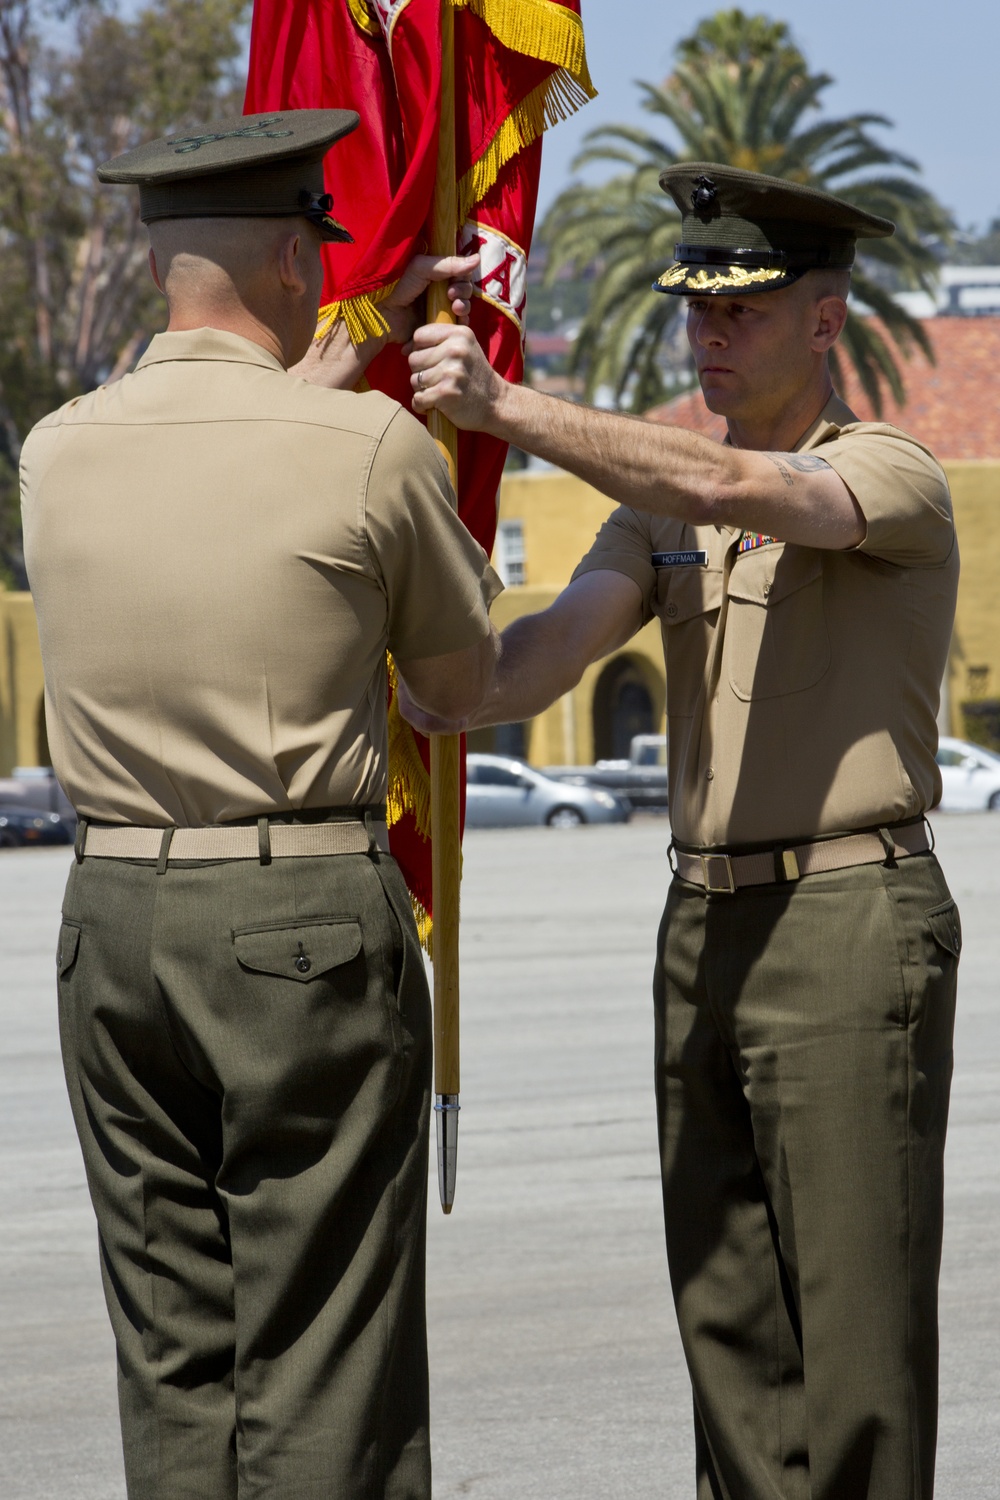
[427,0,462,1212]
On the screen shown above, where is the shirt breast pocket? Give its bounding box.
[656,566,724,717]
[726,546,831,701]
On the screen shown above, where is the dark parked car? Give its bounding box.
[544,734,669,814]
[0,767,76,820]
[0,805,74,848]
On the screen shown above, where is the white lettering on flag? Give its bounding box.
[459,221,528,341]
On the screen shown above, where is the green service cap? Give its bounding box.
[97,109,360,244]
[653,163,894,295]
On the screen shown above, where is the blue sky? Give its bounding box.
[538,1,1000,231]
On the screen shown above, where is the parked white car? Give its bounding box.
[935,736,1000,811]
[465,754,628,828]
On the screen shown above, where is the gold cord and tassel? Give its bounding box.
[387,655,435,951]
[315,281,399,344]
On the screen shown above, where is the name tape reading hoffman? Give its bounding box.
[651,550,709,568]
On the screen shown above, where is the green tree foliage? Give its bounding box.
[0,0,249,585]
[540,8,952,414]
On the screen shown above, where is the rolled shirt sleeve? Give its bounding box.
[570,505,661,623]
[819,426,956,568]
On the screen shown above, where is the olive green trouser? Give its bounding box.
[654,851,960,1500]
[57,849,431,1500]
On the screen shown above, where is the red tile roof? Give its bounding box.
[645,318,1000,460]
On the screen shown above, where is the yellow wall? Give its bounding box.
[0,588,47,776]
[945,464,1000,728]
[2,461,998,777]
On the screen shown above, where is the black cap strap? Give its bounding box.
[674,243,853,271]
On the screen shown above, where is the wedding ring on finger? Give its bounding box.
[416,370,425,390]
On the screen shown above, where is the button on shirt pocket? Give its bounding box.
[726,545,831,701]
[233,919,363,983]
[657,567,725,717]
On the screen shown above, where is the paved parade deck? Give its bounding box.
[2,817,998,1498]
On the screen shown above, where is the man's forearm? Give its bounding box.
[465,609,583,729]
[485,381,736,523]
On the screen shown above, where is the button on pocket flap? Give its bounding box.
[728,546,822,606]
[926,901,961,959]
[657,566,724,624]
[233,920,363,982]
[57,921,80,974]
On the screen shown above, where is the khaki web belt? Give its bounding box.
[671,821,931,894]
[77,817,388,865]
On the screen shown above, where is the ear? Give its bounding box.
[277,231,308,295]
[812,294,848,352]
[147,246,164,292]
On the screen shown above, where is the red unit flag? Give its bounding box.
[246,0,595,939]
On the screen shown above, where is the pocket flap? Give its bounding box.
[57,921,80,975]
[926,901,961,959]
[657,566,724,624]
[233,920,363,982]
[727,545,822,606]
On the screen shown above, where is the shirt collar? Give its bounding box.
[721,391,860,455]
[793,391,859,452]
[135,327,287,374]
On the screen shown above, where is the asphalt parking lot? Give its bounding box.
[1,814,998,1498]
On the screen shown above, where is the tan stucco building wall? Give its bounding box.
[942,463,1000,725]
[0,588,48,776]
[2,462,998,778]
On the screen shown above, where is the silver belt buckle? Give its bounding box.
[701,852,735,894]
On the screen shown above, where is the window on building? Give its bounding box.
[495,519,527,587]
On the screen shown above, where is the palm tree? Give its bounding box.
[540,10,952,414]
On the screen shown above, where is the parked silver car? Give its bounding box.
[935,736,1000,811]
[465,754,628,828]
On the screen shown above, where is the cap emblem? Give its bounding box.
[170,118,294,155]
[691,175,717,212]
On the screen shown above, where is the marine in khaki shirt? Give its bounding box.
[403,165,961,1500]
[23,112,499,1500]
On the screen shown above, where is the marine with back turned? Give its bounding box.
[22,110,499,1499]
[404,163,962,1500]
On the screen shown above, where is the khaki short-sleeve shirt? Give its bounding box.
[572,394,959,848]
[21,329,500,826]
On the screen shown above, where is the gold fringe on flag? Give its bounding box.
[409,889,433,953]
[386,655,435,950]
[458,68,594,224]
[387,694,433,838]
[324,1,594,345]
[455,0,592,78]
[315,281,399,345]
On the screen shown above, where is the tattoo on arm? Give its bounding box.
[762,452,832,487]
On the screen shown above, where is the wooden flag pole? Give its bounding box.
[427,0,462,1213]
